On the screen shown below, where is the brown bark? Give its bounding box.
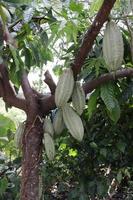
[0,63,26,110]
[21,117,43,200]
[20,72,44,200]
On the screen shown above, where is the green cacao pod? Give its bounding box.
[14,122,25,149]
[55,68,74,107]
[103,21,124,71]
[62,104,84,141]
[43,117,54,137]
[130,0,133,13]
[72,81,85,115]
[44,133,55,161]
[0,6,11,23]
[53,109,64,135]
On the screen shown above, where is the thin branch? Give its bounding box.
[71,0,116,77]
[83,68,133,94]
[9,16,49,30]
[112,15,133,20]
[44,70,56,95]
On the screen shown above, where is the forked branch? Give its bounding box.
[0,63,26,110]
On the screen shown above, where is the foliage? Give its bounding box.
[0,0,133,199]
[42,98,133,199]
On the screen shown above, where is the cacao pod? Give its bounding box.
[130,0,133,13]
[55,68,74,107]
[62,104,84,141]
[44,133,55,161]
[43,117,54,137]
[0,6,11,22]
[72,81,85,115]
[14,122,25,149]
[103,21,124,71]
[53,109,64,135]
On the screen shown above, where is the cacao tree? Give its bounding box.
[0,0,133,199]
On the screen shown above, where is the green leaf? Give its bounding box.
[90,142,98,149]
[89,0,104,15]
[0,177,8,196]
[101,83,121,122]
[29,42,41,67]
[117,171,123,183]
[97,181,107,196]
[24,47,32,70]
[69,149,78,157]
[9,45,20,72]
[87,89,99,119]
[59,143,67,151]
[100,83,116,111]
[116,141,126,153]
[69,1,83,13]
[40,31,49,47]
[0,114,15,136]
[100,148,107,157]
[107,99,121,123]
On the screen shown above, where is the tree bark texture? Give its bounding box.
[20,117,43,200]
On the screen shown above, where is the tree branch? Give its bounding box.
[21,72,33,100]
[83,68,133,94]
[44,70,56,95]
[40,68,133,114]
[0,63,26,111]
[71,0,116,77]
[21,71,40,120]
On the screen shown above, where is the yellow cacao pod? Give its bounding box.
[44,133,55,161]
[72,81,85,115]
[103,21,124,71]
[62,104,84,141]
[53,109,64,135]
[14,122,25,149]
[43,117,54,137]
[55,68,74,107]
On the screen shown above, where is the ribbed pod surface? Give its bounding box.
[72,81,85,115]
[43,117,54,137]
[103,21,124,71]
[44,133,55,161]
[62,104,84,141]
[14,122,25,149]
[55,68,74,107]
[53,109,64,135]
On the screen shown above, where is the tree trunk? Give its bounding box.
[20,117,43,200]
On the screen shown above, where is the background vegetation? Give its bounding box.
[0,0,133,199]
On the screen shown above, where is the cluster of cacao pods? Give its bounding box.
[55,68,85,142]
[43,68,86,160]
[43,111,67,160]
[103,20,124,71]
